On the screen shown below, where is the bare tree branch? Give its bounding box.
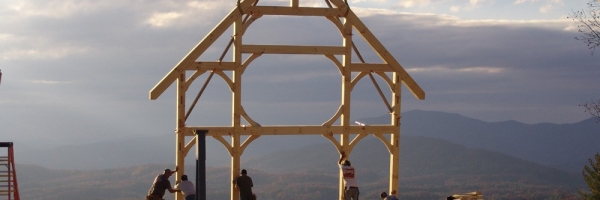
[580,98,600,122]
[569,1,600,54]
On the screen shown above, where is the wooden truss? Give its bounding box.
[149,0,424,199]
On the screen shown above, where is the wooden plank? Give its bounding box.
[149,0,257,100]
[185,125,397,136]
[246,6,342,16]
[242,45,346,55]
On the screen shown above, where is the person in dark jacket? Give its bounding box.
[233,169,254,200]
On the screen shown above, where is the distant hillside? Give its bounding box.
[244,136,583,199]
[357,110,600,173]
[16,136,582,200]
[15,134,325,170]
[14,109,600,175]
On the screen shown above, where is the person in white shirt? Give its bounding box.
[174,175,196,200]
[339,152,359,200]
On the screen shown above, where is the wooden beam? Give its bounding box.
[241,45,346,55]
[185,125,397,136]
[149,0,257,100]
[246,6,342,16]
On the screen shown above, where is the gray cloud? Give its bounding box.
[1,1,598,148]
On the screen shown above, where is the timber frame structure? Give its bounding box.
[149,0,425,199]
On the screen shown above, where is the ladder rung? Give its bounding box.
[0,180,15,183]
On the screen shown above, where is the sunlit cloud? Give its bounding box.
[415,13,572,29]
[352,7,402,16]
[142,1,231,28]
[513,0,530,5]
[450,6,460,12]
[8,1,116,18]
[145,12,183,27]
[380,11,571,30]
[407,66,505,74]
[539,4,554,13]
[28,80,73,85]
[513,0,527,5]
[351,0,388,3]
[453,0,489,12]
[396,0,433,8]
[469,0,487,6]
[1,46,90,61]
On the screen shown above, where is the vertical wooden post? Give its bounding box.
[389,72,402,195]
[176,71,186,200]
[338,16,353,200]
[291,0,299,7]
[195,130,207,200]
[231,12,244,200]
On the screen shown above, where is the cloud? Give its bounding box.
[1,45,90,61]
[1,0,598,149]
[28,80,74,85]
[142,1,233,28]
[469,0,488,6]
[145,12,183,27]
[407,66,505,74]
[449,0,490,12]
[513,0,531,4]
[539,3,554,13]
[396,0,434,8]
[7,0,115,18]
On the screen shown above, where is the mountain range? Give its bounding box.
[16,110,600,174]
[11,109,596,199]
[361,110,600,174]
[16,136,583,200]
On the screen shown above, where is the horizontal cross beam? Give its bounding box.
[183,125,398,136]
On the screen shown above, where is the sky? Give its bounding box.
[0,0,599,148]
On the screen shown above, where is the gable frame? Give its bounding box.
[148,1,425,199]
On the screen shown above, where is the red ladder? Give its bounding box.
[0,142,19,200]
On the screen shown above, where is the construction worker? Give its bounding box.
[147,167,179,200]
[339,152,359,200]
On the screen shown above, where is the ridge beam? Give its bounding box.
[242,45,346,55]
[246,6,343,16]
